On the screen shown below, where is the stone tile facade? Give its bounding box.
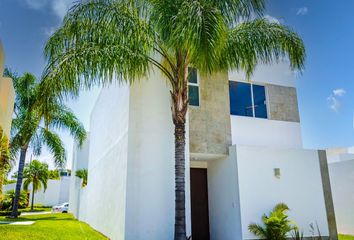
[189,72,232,155]
[267,85,300,122]
[189,74,301,155]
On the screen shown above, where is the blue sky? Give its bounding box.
[1,0,354,169]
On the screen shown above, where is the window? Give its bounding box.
[229,81,267,119]
[188,67,199,106]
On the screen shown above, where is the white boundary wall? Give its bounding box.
[329,159,354,235]
[3,177,70,206]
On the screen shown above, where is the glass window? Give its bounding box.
[229,81,253,116]
[229,81,268,119]
[253,85,267,119]
[188,67,199,106]
[188,68,198,84]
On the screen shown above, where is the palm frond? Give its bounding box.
[75,169,88,187]
[41,129,66,168]
[249,223,267,238]
[221,18,305,77]
[42,0,155,98]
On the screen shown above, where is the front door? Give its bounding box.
[190,168,210,240]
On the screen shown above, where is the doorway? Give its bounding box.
[190,168,210,240]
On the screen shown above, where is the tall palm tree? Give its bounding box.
[0,126,11,203]
[5,69,86,218]
[23,160,49,210]
[42,1,305,238]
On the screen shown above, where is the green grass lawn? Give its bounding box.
[339,234,354,240]
[0,213,108,240]
[21,206,52,213]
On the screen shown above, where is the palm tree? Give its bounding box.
[75,169,88,187]
[23,160,49,210]
[248,203,294,240]
[5,69,86,218]
[42,1,305,238]
[0,126,11,203]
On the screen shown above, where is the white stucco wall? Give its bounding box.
[207,147,242,240]
[235,145,328,239]
[3,178,70,206]
[84,83,130,240]
[328,159,354,235]
[231,116,303,149]
[229,61,296,88]
[124,69,191,240]
[69,135,90,218]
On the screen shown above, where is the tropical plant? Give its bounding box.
[2,189,28,210]
[309,223,325,240]
[48,169,60,180]
[75,169,88,187]
[248,203,294,240]
[23,160,49,210]
[0,126,11,203]
[291,227,304,240]
[5,69,86,218]
[42,1,305,238]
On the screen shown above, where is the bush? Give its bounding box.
[248,203,294,240]
[1,189,29,210]
[0,210,21,216]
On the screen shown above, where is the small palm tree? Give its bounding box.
[42,1,305,238]
[23,160,49,210]
[0,126,11,203]
[5,69,86,218]
[248,203,294,240]
[75,169,88,187]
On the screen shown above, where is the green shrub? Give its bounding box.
[1,189,29,210]
[248,203,294,240]
[0,210,21,216]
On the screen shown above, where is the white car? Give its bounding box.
[52,202,69,213]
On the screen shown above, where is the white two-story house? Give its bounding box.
[69,62,337,240]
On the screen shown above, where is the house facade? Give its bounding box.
[0,41,15,136]
[70,62,337,240]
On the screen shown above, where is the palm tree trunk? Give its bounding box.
[174,122,186,240]
[11,147,27,218]
[0,166,5,205]
[31,187,35,211]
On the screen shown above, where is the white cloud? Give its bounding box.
[25,0,48,10]
[43,26,57,37]
[333,88,346,97]
[327,95,340,112]
[24,0,74,20]
[327,88,346,112]
[52,0,74,20]
[264,14,280,23]
[296,7,308,16]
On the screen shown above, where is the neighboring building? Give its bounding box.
[0,41,15,136]
[3,176,70,207]
[70,62,336,240]
[327,147,354,235]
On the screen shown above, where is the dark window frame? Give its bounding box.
[188,67,200,107]
[229,81,268,119]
